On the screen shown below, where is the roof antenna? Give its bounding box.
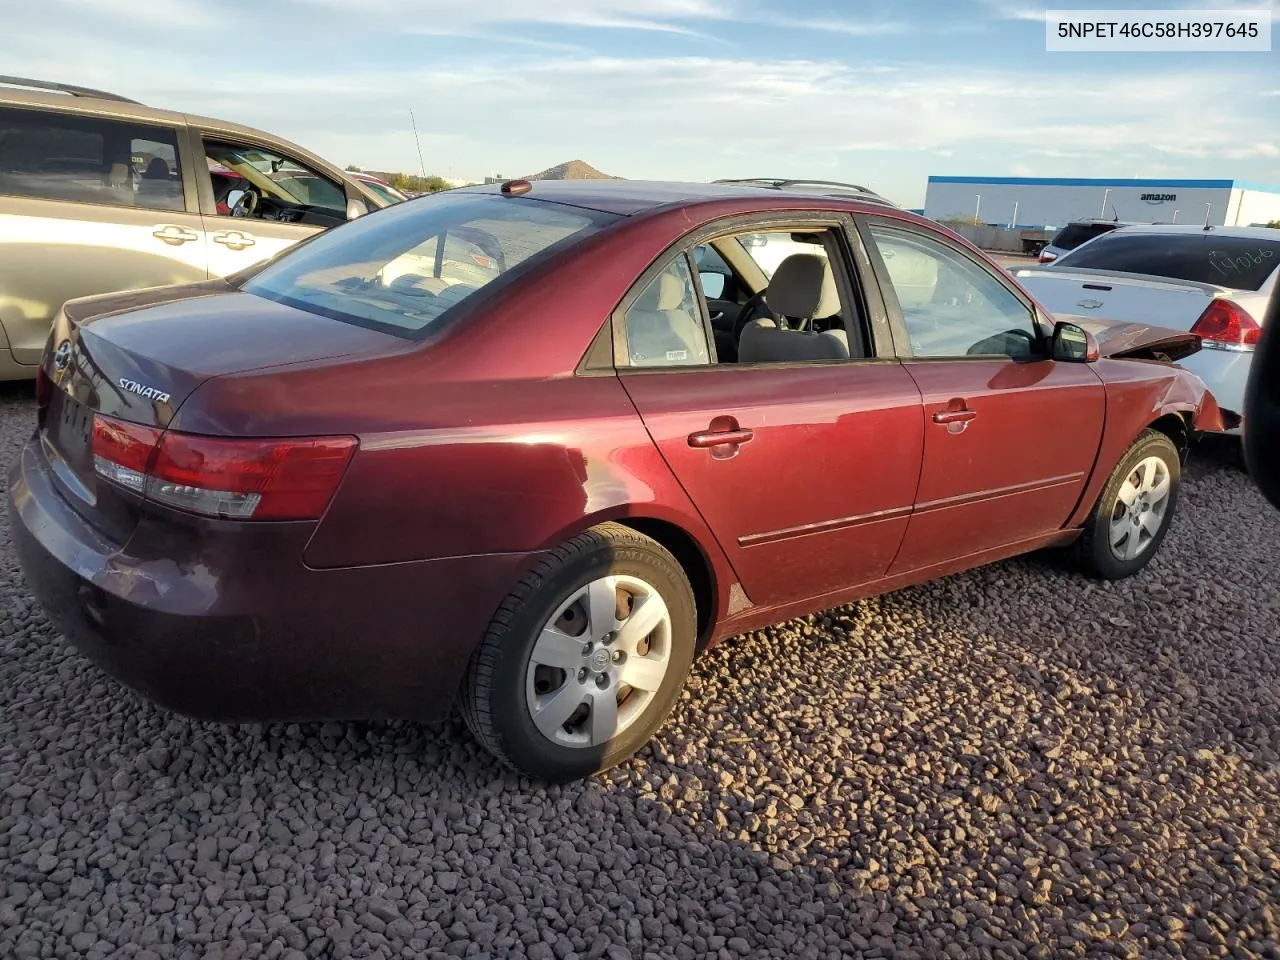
[1203,202,1213,231]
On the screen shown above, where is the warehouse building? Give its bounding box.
[923,176,1280,229]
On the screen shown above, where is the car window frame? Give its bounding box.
[0,103,198,215]
[185,126,356,222]
[608,211,898,375]
[855,213,1054,363]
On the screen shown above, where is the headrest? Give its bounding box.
[656,271,686,311]
[737,318,851,363]
[768,253,839,319]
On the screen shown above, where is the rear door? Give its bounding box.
[617,214,924,609]
[859,216,1106,574]
[0,105,207,367]
[187,129,355,277]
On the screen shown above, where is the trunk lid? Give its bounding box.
[41,281,397,542]
[1014,265,1234,332]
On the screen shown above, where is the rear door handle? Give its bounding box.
[212,230,256,250]
[152,224,199,245]
[688,428,754,447]
[933,409,978,425]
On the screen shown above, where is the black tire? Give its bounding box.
[460,522,697,783]
[1076,429,1181,580]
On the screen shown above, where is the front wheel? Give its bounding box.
[1076,428,1181,580]
[460,523,697,783]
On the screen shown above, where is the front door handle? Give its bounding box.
[933,409,978,425]
[152,224,199,245]
[689,427,754,448]
[212,230,256,251]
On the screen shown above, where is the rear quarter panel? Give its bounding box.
[297,373,738,629]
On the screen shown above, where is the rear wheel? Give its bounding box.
[1076,429,1181,580]
[460,523,697,783]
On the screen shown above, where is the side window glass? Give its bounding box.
[130,137,183,211]
[623,257,710,368]
[868,223,1039,359]
[0,106,183,212]
[204,140,346,219]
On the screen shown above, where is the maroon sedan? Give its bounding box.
[10,179,1225,782]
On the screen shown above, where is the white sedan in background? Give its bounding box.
[1013,224,1279,428]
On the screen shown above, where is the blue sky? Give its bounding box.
[5,0,1278,206]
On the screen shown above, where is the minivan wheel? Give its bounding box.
[1076,429,1181,580]
[460,523,697,783]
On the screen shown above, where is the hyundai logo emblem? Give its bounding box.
[52,340,73,371]
[1076,299,1104,310]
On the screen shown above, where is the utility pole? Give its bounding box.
[1100,188,1112,218]
[974,194,981,223]
[410,107,426,179]
[1011,200,1019,229]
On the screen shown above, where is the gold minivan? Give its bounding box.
[0,76,394,380]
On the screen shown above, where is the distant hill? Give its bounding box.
[524,160,619,181]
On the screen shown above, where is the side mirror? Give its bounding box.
[225,187,246,210]
[1052,320,1099,363]
[700,271,726,300]
[346,194,370,220]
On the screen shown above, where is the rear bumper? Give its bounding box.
[8,433,534,723]
[1180,347,1252,430]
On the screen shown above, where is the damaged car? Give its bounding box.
[10,178,1226,782]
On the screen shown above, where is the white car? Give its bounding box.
[1013,224,1278,428]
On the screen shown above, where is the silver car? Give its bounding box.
[1016,224,1278,426]
[0,76,393,381]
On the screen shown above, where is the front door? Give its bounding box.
[860,217,1106,574]
[192,134,349,278]
[615,228,925,609]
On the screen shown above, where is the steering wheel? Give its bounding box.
[733,290,776,345]
[230,187,259,218]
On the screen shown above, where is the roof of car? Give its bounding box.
[456,178,902,217]
[0,80,319,156]
[1101,223,1280,240]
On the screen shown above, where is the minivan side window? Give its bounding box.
[0,106,185,212]
[204,140,346,219]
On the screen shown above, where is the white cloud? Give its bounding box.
[297,0,733,35]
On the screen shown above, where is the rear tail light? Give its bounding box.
[1190,298,1261,351]
[92,415,356,520]
[1039,250,1058,263]
[35,367,52,414]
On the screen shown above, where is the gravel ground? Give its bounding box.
[1,383,1278,960]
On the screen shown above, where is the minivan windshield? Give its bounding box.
[240,191,616,339]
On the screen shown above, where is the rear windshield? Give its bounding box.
[1056,232,1280,291]
[1051,222,1118,251]
[240,192,615,338]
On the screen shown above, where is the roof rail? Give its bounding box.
[0,76,141,104]
[713,177,897,205]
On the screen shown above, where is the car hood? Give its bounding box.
[1055,314,1203,363]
